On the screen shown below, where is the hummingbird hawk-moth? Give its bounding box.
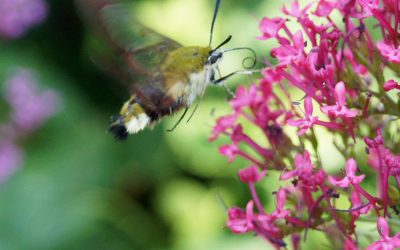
[77,0,256,140]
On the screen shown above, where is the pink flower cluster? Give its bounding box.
[0,68,60,183]
[210,0,400,249]
[0,0,48,39]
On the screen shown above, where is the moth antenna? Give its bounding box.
[209,0,221,46]
[186,102,200,123]
[166,107,189,132]
[212,35,232,52]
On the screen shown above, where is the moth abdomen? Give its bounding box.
[109,89,187,139]
[108,121,129,140]
[108,96,151,140]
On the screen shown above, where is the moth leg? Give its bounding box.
[186,102,200,123]
[166,106,189,132]
[213,70,261,97]
[212,70,256,85]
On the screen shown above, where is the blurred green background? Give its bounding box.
[0,0,282,249]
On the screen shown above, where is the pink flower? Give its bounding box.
[282,0,301,17]
[271,31,305,65]
[383,80,400,92]
[219,143,239,163]
[238,165,266,183]
[254,104,283,128]
[314,0,337,17]
[231,125,273,159]
[292,234,301,250]
[5,68,60,133]
[377,41,400,64]
[358,0,379,17]
[227,202,254,233]
[343,50,368,75]
[271,189,290,219]
[257,17,285,40]
[320,81,359,118]
[0,0,48,39]
[367,217,400,250]
[282,0,312,18]
[209,114,238,141]
[344,238,359,250]
[210,0,400,247]
[299,16,330,41]
[0,141,22,183]
[329,158,365,188]
[364,129,384,149]
[338,0,357,15]
[227,201,285,247]
[287,96,318,135]
[280,151,313,180]
[261,67,284,84]
[230,84,261,112]
[227,200,273,234]
[387,155,400,177]
[350,191,372,216]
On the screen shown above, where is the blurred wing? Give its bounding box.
[100,4,182,52]
[100,4,181,84]
[75,0,181,88]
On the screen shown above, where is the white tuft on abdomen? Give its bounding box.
[125,113,151,134]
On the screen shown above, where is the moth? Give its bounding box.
[77,0,255,140]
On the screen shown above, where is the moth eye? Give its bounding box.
[208,55,219,64]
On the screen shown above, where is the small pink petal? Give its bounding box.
[377,217,390,238]
[328,175,350,188]
[314,0,337,17]
[344,109,359,118]
[287,118,307,127]
[245,200,255,220]
[297,127,309,135]
[293,30,305,49]
[377,41,400,64]
[219,144,239,163]
[352,175,365,185]
[209,114,238,141]
[276,189,286,209]
[384,79,400,92]
[320,105,336,115]
[345,158,358,177]
[280,170,297,180]
[335,81,346,107]
[344,238,358,250]
[238,165,266,183]
[304,96,314,117]
[257,17,285,40]
[282,0,301,17]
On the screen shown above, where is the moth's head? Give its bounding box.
[207,49,223,66]
[207,35,232,66]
